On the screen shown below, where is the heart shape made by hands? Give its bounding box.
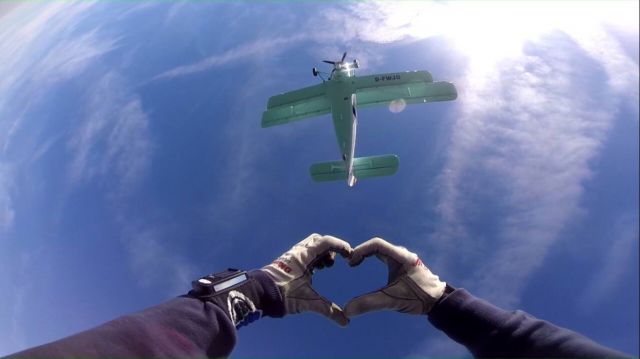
[263,235,447,326]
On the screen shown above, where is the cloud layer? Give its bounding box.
[317,1,639,309]
[150,2,638,310]
[0,164,14,233]
[0,2,636,356]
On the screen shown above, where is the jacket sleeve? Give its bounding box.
[6,270,283,358]
[428,288,629,358]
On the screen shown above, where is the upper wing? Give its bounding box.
[354,71,457,109]
[261,83,330,128]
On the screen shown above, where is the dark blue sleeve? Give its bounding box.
[428,289,629,358]
[7,297,236,358]
[6,270,283,358]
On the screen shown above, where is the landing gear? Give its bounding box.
[312,67,319,77]
[352,59,359,68]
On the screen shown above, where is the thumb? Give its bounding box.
[344,290,399,318]
[287,282,349,327]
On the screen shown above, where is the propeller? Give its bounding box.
[322,52,348,66]
[316,52,357,81]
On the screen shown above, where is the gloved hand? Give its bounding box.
[261,233,353,326]
[344,237,446,317]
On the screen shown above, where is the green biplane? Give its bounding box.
[261,52,457,187]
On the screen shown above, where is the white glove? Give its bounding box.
[261,233,353,326]
[344,237,446,317]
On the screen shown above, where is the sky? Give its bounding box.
[0,1,638,357]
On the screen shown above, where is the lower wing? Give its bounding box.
[261,83,330,128]
[354,71,457,109]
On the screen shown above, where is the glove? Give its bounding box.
[344,237,446,317]
[261,233,353,326]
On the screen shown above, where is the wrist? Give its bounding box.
[248,270,285,318]
[187,269,285,328]
[434,283,456,306]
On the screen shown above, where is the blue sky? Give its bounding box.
[0,1,638,357]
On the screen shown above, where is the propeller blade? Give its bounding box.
[323,60,336,65]
[341,52,347,62]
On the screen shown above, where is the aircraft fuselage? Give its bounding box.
[326,67,358,186]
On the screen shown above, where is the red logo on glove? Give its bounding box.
[273,260,292,273]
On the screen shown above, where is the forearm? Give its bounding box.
[7,270,284,358]
[8,296,237,358]
[428,289,629,358]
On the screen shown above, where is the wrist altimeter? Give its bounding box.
[189,268,261,328]
[190,268,248,296]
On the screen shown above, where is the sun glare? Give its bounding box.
[380,1,638,68]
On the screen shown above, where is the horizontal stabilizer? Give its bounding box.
[310,154,399,183]
[309,160,348,182]
[353,154,399,179]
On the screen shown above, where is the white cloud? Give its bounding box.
[0,2,118,154]
[0,3,197,298]
[63,69,201,294]
[0,1,94,99]
[432,39,624,307]
[567,25,639,115]
[163,2,187,25]
[579,213,639,312]
[0,2,202,351]
[152,35,302,80]
[115,2,160,21]
[0,1,181,295]
[319,0,639,310]
[121,223,196,294]
[0,2,22,20]
[61,68,197,295]
[0,164,14,233]
[0,249,39,355]
[67,71,152,199]
[31,29,121,88]
[0,2,123,352]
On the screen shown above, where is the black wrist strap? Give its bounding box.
[188,269,264,329]
[186,269,285,329]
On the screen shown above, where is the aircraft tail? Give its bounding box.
[309,154,399,185]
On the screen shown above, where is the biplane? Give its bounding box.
[262,52,457,187]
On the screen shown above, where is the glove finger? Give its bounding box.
[307,235,353,258]
[349,237,414,267]
[311,251,336,270]
[321,251,336,268]
[296,233,322,247]
[344,290,400,318]
[291,282,349,326]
